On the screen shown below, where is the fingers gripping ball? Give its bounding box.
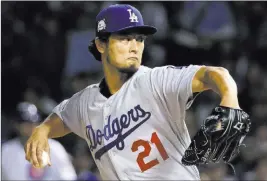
[41,151,50,167]
[31,151,50,168]
[181,106,251,166]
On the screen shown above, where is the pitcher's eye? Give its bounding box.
[136,36,146,42]
[120,36,132,42]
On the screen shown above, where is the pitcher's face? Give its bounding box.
[106,33,146,73]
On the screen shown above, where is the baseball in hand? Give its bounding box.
[41,151,50,167]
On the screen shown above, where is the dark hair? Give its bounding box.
[88,34,110,61]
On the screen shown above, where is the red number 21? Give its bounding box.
[131,132,169,172]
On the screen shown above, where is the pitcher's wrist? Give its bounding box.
[220,94,240,109]
[34,124,50,138]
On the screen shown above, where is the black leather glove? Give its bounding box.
[182,106,251,166]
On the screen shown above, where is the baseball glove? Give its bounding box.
[182,106,251,166]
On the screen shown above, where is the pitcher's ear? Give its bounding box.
[95,38,106,54]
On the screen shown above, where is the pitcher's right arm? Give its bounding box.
[36,113,71,139]
[25,113,71,168]
[25,90,85,168]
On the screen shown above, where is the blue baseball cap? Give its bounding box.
[95,4,157,37]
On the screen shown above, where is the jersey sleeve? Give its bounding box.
[149,65,203,113]
[52,91,85,139]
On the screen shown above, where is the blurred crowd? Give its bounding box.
[2,1,267,180]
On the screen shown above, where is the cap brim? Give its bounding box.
[112,25,157,35]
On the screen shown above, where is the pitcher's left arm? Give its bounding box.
[181,66,251,166]
[192,66,240,109]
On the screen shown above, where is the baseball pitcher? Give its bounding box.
[24,4,251,180]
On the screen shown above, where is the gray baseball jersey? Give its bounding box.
[53,65,202,180]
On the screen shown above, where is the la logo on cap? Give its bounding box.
[127,9,138,23]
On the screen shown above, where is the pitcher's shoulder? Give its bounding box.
[135,65,169,79]
[72,82,101,98]
[135,65,156,77]
[138,65,179,74]
[84,83,101,92]
[133,66,166,86]
[137,65,198,78]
